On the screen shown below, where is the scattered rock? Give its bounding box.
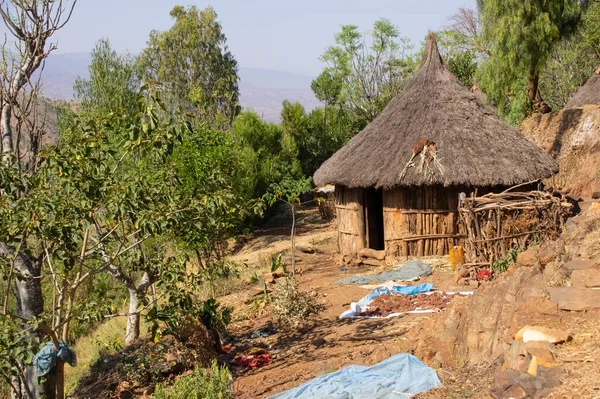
[525,341,555,367]
[548,287,600,311]
[537,240,560,266]
[296,245,317,254]
[503,340,529,372]
[359,248,386,260]
[244,286,270,304]
[490,367,562,399]
[564,217,577,232]
[263,273,276,284]
[311,337,327,348]
[517,248,538,267]
[589,201,600,213]
[361,258,382,267]
[454,266,470,283]
[515,325,570,344]
[570,267,600,288]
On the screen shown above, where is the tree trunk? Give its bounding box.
[1,243,54,399]
[1,103,13,155]
[527,72,551,114]
[290,205,296,276]
[527,73,539,107]
[125,289,141,346]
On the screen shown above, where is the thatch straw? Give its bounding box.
[565,67,600,109]
[314,33,558,189]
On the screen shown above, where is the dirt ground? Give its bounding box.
[223,206,600,399]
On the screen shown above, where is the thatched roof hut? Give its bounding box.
[314,33,558,261]
[565,67,600,109]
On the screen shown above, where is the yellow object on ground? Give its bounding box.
[449,246,465,270]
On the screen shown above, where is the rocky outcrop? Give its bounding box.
[521,106,600,198]
[413,266,558,367]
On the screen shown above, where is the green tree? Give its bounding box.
[264,176,313,276]
[0,1,77,397]
[316,19,417,126]
[479,0,582,122]
[540,0,600,109]
[0,89,251,398]
[137,6,240,127]
[435,31,479,88]
[230,111,302,198]
[74,39,140,115]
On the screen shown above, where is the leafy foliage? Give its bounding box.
[316,19,417,126]
[492,248,519,274]
[137,6,240,127]
[74,39,140,115]
[479,0,582,122]
[540,0,600,109]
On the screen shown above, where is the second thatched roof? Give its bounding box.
[565,67,600,109]
[314,33,558,189]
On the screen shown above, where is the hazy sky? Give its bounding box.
[46,0,473,76]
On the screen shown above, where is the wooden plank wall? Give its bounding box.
[335,186,365,256]
[383,186,464,257]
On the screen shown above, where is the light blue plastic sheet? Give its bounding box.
[268,353,441,399]
[392,283,434,295]
[334,260,431,285]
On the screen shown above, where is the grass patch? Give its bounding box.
[65,316,148,395]
[153,361,232,399]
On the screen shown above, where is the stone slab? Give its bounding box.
[548,287,600,311]
[564,259,598,270]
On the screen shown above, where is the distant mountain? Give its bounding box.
[40,54,321,122]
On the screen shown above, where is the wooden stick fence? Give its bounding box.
[458,189,572,267]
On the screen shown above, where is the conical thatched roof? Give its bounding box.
[565,67,600,109]
[314,33,558,189]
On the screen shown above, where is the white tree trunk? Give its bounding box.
[125,289,141,346]
[1,103,13,154]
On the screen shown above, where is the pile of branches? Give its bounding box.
[459,188,573,268]
[399,138,445,182]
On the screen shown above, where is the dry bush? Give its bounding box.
[271,276,320,327]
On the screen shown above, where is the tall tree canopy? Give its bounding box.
[314,19,416,127]
[74,39,140,115]
[479,0,582,122]
[137,6,240,126]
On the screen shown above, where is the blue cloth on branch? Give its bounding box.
[268,353,441,398]
[33,340,77,376]
[392,283,434,295]
[334,260,432,285]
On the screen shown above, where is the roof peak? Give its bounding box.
[421,32,443,67]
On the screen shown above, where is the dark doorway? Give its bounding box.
[365,188,384,250]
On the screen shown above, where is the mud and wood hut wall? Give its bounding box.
[335,186,365,256]
[383,186,463,257]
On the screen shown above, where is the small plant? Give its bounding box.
[153,361,233,399]
[493,248,519,274]
[271,253,286,274]
[271,276,319,327]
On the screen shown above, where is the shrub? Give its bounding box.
[153,361,233,399]
[271,276,319,327]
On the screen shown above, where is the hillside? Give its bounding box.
[41,54,321,122]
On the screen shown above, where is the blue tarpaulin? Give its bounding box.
[334,260,432,285]
[392,283,434,295]
[268,353,441,399]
